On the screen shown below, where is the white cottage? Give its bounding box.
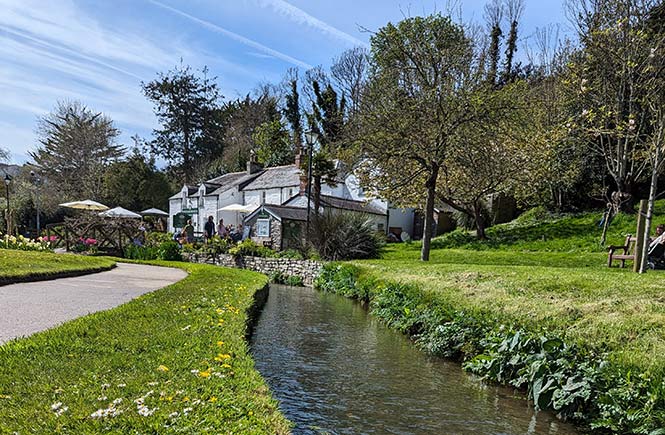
[168,157,417,243]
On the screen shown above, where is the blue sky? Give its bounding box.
[0,0,570,164]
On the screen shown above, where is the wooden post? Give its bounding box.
[634,200,648,273]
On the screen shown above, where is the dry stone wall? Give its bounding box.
[183,253,323,286]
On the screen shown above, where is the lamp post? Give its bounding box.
[304,131,318,242]
[30,171,41,235]
[4,174,11,236]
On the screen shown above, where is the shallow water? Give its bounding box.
[251,285,580,435]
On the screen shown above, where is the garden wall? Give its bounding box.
[183,253,324,286]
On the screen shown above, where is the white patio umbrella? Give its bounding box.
[140,207,169,217]
[59,200,109,211]
[217,203,257,226]
[217,203,256,213]
[99,206,142,219]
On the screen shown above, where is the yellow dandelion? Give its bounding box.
[157,365,169,372]
[209,396,217,403]
[216,341,224,346]
[221,363,232,369]
[199,370,211,378]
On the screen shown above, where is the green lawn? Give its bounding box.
[359,206,665,374]
[0,250,116,282]
[0,262,290,434]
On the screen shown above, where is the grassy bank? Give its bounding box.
[0,250,116,283]
[316,207,665,434]
[0,262,290,434]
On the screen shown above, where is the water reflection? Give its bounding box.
[251,285,579,435]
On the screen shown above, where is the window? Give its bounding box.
[262,191,266,204]
[257,219,270,237]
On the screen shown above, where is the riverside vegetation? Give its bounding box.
[0,260,290,434]
[315,204,665,434]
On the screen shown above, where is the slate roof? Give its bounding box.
[320,195,386,215]
[245,204,308,222]
[283,193,386,216]
[169,185,199,200]
[209,171,262,195]
[242,164,300,191]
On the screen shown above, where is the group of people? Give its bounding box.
[204,216,249,242]
[176,216,250,244]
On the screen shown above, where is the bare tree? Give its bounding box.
[331,47,370,116]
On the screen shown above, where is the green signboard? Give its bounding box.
[172,212,192,228]
[182,208,198,214]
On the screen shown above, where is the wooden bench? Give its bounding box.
[607,234,637,268]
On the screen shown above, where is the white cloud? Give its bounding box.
[146,0,313,70]
[253,0,368,48]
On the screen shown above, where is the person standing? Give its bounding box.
[182,219,194,244]
[204,216,215,241]
[217,218,228,238]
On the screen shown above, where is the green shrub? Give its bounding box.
[269,270,287,284]
[285,275,304,287]
[145,232,173,247]
[207,236,231,254]
[123,244,159,260]
[157,241,181,261]
[309,212,383,261]
[229,239,274,258]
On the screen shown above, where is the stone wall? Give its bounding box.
[183,252,324,286]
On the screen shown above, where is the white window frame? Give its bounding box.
[256,219,270,237]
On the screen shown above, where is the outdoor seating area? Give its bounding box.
[43,200,168,255]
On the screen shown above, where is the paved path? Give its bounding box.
[0,263,187,344]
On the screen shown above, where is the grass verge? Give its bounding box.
[314,205,665,434]
[315,262,665,434]
[0,250,116,284]
[0,261,290,434]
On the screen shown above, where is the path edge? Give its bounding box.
[0,264,117,287]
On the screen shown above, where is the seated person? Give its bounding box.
[648,224,665,268]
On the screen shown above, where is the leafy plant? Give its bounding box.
[309,212,383,261]
[157,241,181,261]
[123,244,159,260]
[229,239,274,258]
[284,275,304,287]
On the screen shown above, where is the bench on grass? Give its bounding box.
[607,234,637,268]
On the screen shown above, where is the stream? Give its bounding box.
[250,285,580,435]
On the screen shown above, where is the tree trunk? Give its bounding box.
[640,147,662,273]
[474,202,487,240]
[421,166,439,262]
[313,175,322,216]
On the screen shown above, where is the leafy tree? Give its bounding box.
[104,148,173,211]
[484,0,504,86]
[566,0,658,211]
[253,120,293,167]
[358,14,485,260]
[30,100,124,200]
[282,70,303,149]
[436,82,533,239]
[501,0,525,84]
[306,80,346,213]
[220,88,281,173]
[142,64,223,184]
